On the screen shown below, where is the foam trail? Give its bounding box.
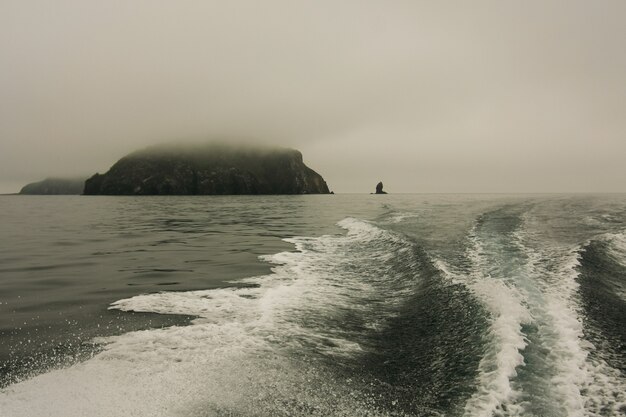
[460,231,531,417]
[605,231,626,257]
[603,231,626,300]
[459,214,622,417]
[513,215,624,416]
[456,209,599,417]
[513,229,589,417]
[387,212,420,224]
[0,217,415,417]
[577,231,626,415]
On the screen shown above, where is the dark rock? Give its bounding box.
[20,177,86,195]
[375,181,388,194]
[84,143,331,195]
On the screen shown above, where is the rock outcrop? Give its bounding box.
[20,177,86,195]
[84,143,330,195]
[375,181,387,194]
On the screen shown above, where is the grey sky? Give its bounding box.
[1,0,625,193]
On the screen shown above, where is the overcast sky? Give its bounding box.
[1,1,625,193]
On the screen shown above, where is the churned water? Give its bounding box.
[0,194,625,416]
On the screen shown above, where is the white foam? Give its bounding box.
[451,211,626,417]
[603,231,626,264]
[514,231,590,417]
[461,231,531,417]
[456,210,610,417]
[0,217,413,417]
[387,212,420,224]
[511,215,626,417]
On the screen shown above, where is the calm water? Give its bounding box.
[0,194,625,416]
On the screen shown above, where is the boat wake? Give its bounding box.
[2,207,625,417]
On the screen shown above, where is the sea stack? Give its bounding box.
[375,181,387,194]
[84,143,330,195]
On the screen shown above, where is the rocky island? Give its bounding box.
[20,177,86,195]
[84,143,330,195]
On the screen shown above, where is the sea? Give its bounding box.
[0,194,624,417]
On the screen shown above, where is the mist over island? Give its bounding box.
[19,177,86,195]
[84,142,330,195]
[18,142,332,195]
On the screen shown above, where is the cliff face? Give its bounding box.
[84,144,330,195]
[20,177,86,195]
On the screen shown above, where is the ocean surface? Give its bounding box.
[0,194,625,417]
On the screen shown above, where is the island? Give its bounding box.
[83,143,331,195]
[20,177,86,195]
